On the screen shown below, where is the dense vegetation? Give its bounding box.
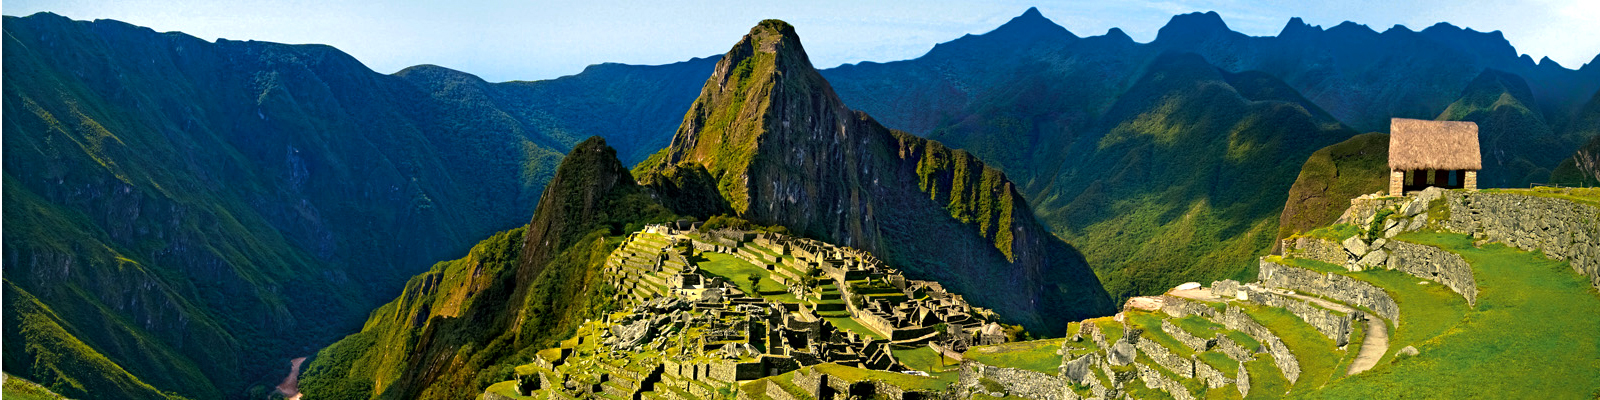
[1275,133,1391,243]
[297,137,675,400]
[1,13,707,398]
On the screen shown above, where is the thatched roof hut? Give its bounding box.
[1389,118,1481,171]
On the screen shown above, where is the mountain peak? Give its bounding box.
[1279,17,1322,39]
[1156,11,1232,42]
[987,6,1075,39]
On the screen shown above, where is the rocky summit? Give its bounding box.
[637,20,1114,334]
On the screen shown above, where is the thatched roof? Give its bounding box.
[1389,118,1481,170]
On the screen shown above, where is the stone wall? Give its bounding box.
[1193,359,1229,389]
[1444,191,1600,289]
[1158,295,1218,319]
[963,362,1069,400]
[1284,236,1349,266]
[1220,305,1301,384]
[1236,360,1250,397]
[1338,196,1406,226]
[1135,363,1194,400]
[1214,334,1256,363]
[1162,319,1214,352]
[1135,339,1194,378]
[1386,241,1479,306]
[1258,259,1400,323]
[1244,289,1354,346]
[1209,280,1243,299]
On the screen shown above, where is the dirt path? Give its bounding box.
[1346,316,1389,375]
[275,357,307,400]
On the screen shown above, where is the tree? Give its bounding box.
[747,274,761,293]
[933,323,950,367]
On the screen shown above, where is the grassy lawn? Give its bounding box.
[1307,233,1600,399]
[1323,319,1366,385]
[963,338,1067,374]
[823,316,884,340]
[1276,255,1468,360]
[1237,304,1344,394]
[892,347,959,380]
[694,252,785,294]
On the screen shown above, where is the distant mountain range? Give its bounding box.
[3,8,1598,399]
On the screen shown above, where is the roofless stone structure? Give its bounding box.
[1388,118,1481,195]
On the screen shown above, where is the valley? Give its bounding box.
[3,5,1599,400]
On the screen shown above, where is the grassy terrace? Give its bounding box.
[1245,354,1290,399]
[694,252,787,294]
[963,338,1067,375]
[1237,304,1344,394]
[1308,233,1600,398]
[1125,311,1195,358]
[824,316,884,340]
[891,347,959,380]
[1271,255,1468,361]
[811,363,955,391]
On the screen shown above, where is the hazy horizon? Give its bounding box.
[5,0,1597,83]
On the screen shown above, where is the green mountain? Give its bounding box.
[820,9,1598,302]
[0,12,705,399]
[298,137,674,400]
[634,20,1114,334]
[1274,133,1391,243]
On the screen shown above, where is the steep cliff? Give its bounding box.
[636,20,1114,333]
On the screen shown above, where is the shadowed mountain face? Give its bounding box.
[635,20,1115,334]
[1,12,706,399]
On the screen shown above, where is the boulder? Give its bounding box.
[1062,353,1097,385]
[1342,236,1369,257]
[1108,341,1138,366]
[1409,215,1428,231]
[1358,250,1388,267]
[1399,346,1420,356]
[1371,238,1388,250]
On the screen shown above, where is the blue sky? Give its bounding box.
[5,0,1597,82]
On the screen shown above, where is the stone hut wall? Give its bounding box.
[1220,305,1301,384]
[1258,260,1400,323]
[1443,191,1600,289]
[1386,241,1478,306]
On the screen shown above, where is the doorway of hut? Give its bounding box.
[1402,169,1465,193]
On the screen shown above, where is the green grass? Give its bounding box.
[1244,354,1290,399]
[2,374,69,400]
[1299,223,1361,241]
[484,380,535,399]
[1275,256,1469,362]
[1197,351,1239,376]
[1306,232,1600,398]
[693,252,784,294]
[891,347,959,381]
[1124,311,1195,358]
[1237,304,1344,393]
[962,339,1067,374]
[1170,314,1224,338]
[822,317,884,340]
[1224,330,1263,352]
[1324,319,1366,384]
